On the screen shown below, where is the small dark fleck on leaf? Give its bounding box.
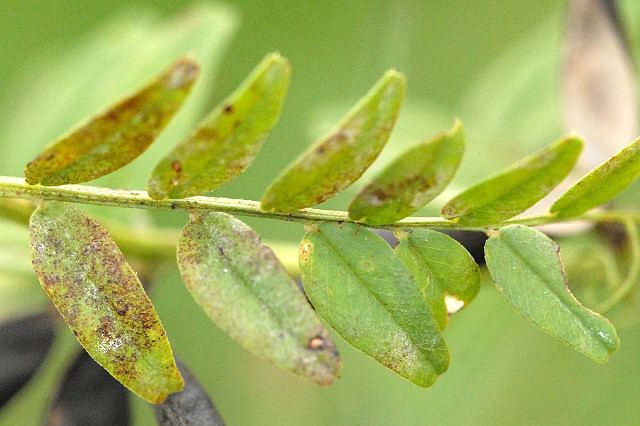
[308,335,326,350]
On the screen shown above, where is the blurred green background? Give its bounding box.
[1,0,640,424]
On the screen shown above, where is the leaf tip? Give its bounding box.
[383,68,406,84]
[450,117,464,134]
[163,56,201,89]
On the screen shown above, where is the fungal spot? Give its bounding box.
[218,246,225,257]
[308,335,326,350]
[223,104,234,114]
[299,241,312,263]
[171,160,182,173]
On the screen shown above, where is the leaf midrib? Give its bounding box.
[495,235,608,349]
[316,229,443,368]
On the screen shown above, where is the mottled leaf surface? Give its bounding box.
[261,70,405,211]
[349,120,464,224]
[485,224,619,363]
[47,351,130,426]
[154,360,225,426]
[29,202,183,403]
[24,58,199,186]
[441,136,582,225]
[551,137,640,217]
[395,229,480,329]
[300,223,449,387]
[177,212,340,385]
[148,53,290,199]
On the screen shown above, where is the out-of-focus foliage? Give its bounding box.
[3,1,640,425]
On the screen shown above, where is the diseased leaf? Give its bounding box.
[441,136,583,225]
[349,120,464,224]
[485,224,619,363]
[47,351,130,426]
[261,70,406,211]
[154,360,225,426]
[29,202,183,403]
[24,58,200,186]
[551,137,640,217]
[299,223,449,387]
[177,212,340,385]
[148,53,290,199]
[394,229,480,329]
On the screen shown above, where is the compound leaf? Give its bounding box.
[395,229,480,329]
[441,136,583,225]
[261,70,405,211]
[25,58,199,186]
[485,224,619,363]
[148,53,290,199]
[551,137,640,217]
[29,202,183,403]
[177,212,340,385]
[299,223,449,387]
[349,119,464,224]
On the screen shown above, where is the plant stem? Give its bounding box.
[0,181,301,273]
[2,176,638,231]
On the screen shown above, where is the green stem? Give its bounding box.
[0,179,302,273]
[4,175,640,296]
[1,176,637,231]
[596,218,640,313]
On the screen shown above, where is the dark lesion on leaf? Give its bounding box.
[307,335,327,351]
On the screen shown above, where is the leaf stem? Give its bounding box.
[2,176,638,231]
[596,218,640,313]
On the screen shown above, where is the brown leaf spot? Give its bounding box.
[308,335,326,351]
[299,241,312,264]
[223,104,234,114]
[171,160,182,173]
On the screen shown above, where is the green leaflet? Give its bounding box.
[29,202,183,403]
[148,53,290,199]
[177,212,340,385]
[349,120,464,224]
[441,136,583,226]
[395,229,480,329]
[299,223,449,387]
[261,70,406,212]
[24,58,199,186]
[485,224,619,363]
[551,137,640,218]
